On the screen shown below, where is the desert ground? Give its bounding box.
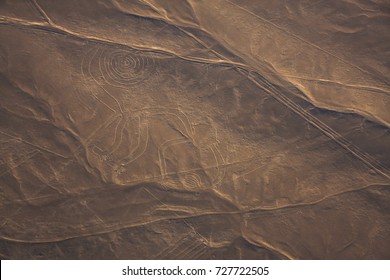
[0,0,389,259]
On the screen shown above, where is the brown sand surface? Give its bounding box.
[0,0,389,259]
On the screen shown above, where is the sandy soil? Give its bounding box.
[0,0,389,259]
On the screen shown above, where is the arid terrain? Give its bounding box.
[0,0,389,259]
